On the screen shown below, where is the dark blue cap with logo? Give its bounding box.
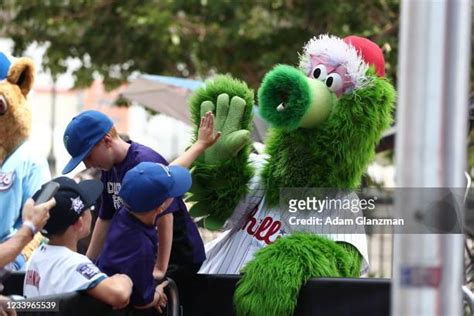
[119,162,192,213]
[62,110,113,174]
[34,177,103,236]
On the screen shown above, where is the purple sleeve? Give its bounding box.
[98,173,114,220]
[125,248,156,306]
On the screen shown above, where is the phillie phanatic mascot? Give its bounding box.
[187,34,395,315]
[0,53,51,270]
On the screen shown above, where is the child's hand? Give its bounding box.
[197,94,250,164]
[154,281,169,313]
[196,111,221,149]
[169,112,221,168]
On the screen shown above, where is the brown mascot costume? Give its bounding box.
[0,52,51,270]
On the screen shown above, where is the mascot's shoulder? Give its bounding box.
[4,140,49,170]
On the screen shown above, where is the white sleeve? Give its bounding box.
[223,153,267,230]
[23,256,39,298]
[23,248,108,298]
[66,256,108,291]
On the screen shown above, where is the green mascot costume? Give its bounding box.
[188,34,395,315]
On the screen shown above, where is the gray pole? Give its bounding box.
[47,78,57,176]
[393,1,471,315]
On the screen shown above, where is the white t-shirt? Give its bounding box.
[199,154,369,275]
[23,244,107,297]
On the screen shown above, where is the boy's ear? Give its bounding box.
[72,217,83,231]
[103,134,114,147]
[7,57,35,96]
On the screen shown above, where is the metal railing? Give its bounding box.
[1,273,180,316]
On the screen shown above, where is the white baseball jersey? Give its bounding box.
[199,154,369,275]
[23,244,107,298]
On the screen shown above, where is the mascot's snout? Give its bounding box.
[258,64,335,130]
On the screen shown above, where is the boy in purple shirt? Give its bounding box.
[61,110,207,288]
[97,112,219,311]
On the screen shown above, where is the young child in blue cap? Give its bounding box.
[62,109,213,304]
[95,112,220,312]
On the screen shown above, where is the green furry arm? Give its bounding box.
[234,233,361,316]
[187,75,255,230]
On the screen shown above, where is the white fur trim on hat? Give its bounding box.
[298,34,371,90]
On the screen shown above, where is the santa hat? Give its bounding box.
[299,34,385,91]
[343,35,385,77]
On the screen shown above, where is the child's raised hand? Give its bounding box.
[197,94,250,164]
[197,111,221,149]
[169,112,221,168]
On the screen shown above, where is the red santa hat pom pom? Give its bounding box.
[343,36,385,77]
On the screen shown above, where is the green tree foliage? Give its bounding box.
[1,0,400,90]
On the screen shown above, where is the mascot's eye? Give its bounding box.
[312,65,327,80]
[325,73,343,92]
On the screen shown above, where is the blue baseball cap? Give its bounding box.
[62,110,113,174]
[119,162,192,213]
[0,52,12,80]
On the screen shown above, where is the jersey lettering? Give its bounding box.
[0,171,15,191]
[241,204,283,245]
[25,269,40,288]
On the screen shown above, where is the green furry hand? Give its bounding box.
[187,75,254,230]
[199,93,251,164]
